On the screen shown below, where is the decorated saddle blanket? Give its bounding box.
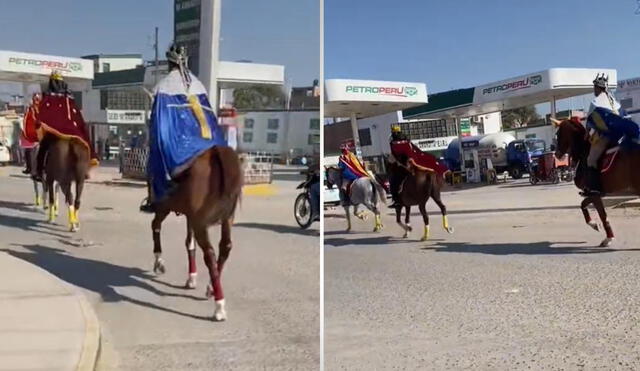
[588,107,640,146]
[37,93,98,166]
[390,140,449,177]
[148,69,227,202]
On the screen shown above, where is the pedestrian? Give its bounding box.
[105,138,110,160]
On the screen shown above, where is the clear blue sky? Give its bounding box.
[326,0,640,95]
[0,0,318,93]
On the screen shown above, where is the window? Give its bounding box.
[100,89,148,110]
[71,91,83,109]
[267,132,278,143]
[397,119,456,139]
[358,128,372,146]
[267,118,279,130]
[102,63,111,73]
[621,98,633,110]
[244,118,254,129]
[308,133,320,145]
[309,118,320,130]
[243,132,253,143]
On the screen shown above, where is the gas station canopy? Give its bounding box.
[404,68,618,119]
[0,50,94,83]
[325,79,428,119]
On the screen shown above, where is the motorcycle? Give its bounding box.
[294,170,320,229]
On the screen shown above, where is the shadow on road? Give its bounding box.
[0,210,71,239]
[235,222,318,237]
[325,234,443,247]
[3,244,213,321]
[384,205,578,218]
[421,240,640,255]
[0,199,39,214]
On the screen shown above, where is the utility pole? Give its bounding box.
[154,26,159,87]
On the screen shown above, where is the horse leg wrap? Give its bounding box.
[421,225,430,241]
[373,215,383,232]
[48,205,55,222]
[442,215,449,230]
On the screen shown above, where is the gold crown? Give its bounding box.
[391,125,401,133]
[50,71,64,81]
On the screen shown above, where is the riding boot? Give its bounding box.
[580,167,603,197]
[22,149,32,174]
[35,136,53,181]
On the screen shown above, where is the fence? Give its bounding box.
[119,147,275,184]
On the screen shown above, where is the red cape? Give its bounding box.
[390,140,449,177]
[20,103,39,148]
[38,94,98,166]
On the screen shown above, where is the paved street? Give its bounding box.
[0,166,319,370]
[325,178,640,370]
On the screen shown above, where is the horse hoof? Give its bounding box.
[588,221,600,232]
[599,238,614,247]
[153,259,166,275]
[406,225,413,232]
[446,227,455,234]
[213,299,227,321]
[420,236,429,242]
[184,275,197,289]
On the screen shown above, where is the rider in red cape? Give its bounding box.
[34,71,98,180]
[20,93,41,174]
[388,125,449,207]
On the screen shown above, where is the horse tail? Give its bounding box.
[371,178,387,208]
[211,146,244,214]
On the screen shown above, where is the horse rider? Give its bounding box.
[34,71,98,182]
[388,125,412,207]
[21,93,41,175]
[581,74,625,196]
[140,43,226,213]
[338,145,369,204]
[307,155,321,222]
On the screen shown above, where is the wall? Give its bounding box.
[238,110,319,157]
[93,57,143,73]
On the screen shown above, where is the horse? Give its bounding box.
[386,158,454,241]
[29,144,59,213]
[325,166,386,232]
[150,146,243,321]
[553,117,640,247]
[43,137,88,231]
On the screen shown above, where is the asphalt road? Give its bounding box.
[0,167,319,370]
[325,178,640,370]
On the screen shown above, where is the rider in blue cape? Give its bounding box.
[140,44,227,213]
[581,74,639,196]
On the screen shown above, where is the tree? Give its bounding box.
[233,85,286,110]
[501,106,539,129]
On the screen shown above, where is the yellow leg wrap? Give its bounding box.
[443,215,449,230]
[48,206,55,222]
[35,196,42,206]
[68,206,75,226]
[421,225,430,241]
[373,215,382,232]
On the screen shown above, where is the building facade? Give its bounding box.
[238,110,320,162]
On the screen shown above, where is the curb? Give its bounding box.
[76,295,102,371]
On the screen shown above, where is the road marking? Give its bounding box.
[243,184,277,196]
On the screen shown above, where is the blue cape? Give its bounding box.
[148,70,227,201]
[587,107,640,147]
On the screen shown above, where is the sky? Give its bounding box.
[325,0,640,112]
[0,0,319,99]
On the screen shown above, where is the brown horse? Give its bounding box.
[386,158,454,241]
[553,118,640,246]
[44,136,90,232]
[150,146,242,321]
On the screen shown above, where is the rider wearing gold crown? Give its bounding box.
[34,71,98,181]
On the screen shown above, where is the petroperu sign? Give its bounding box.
[8,57,83,73]
[482,74,543,95]
[106,110,146,124]
[618,77,640,90]
[412,136,455,151]
[345,85,419,98]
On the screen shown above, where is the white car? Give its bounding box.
[323,155,341,206]
[0,142,10,165]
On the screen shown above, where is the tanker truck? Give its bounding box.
[444,133,546,179]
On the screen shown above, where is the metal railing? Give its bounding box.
[119,147,275,184]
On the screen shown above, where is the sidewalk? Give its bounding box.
[0,250,101,371]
